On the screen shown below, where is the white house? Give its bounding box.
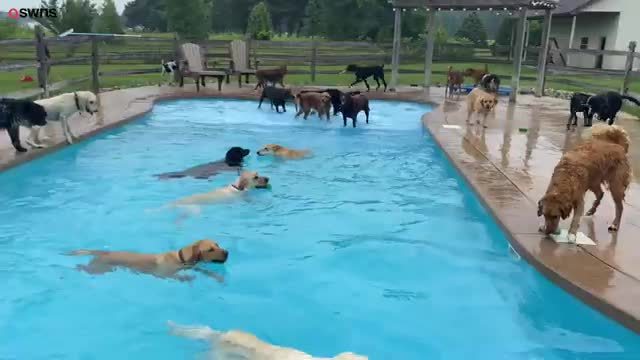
[543,0,639,70]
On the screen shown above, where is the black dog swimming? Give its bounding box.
[480,74,500,93]
[341,92,370,128]
[258,86,294,113]
[341,64,387,92]
[155,147,250,180]
[297,89,361,115]
[567,92,591,130]
[0,98,47,152]
[587,91,640,125]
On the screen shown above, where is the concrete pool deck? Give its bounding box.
[1,83,639,333]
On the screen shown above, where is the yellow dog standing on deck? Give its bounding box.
[466,87,497,127]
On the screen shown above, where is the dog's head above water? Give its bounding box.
[225,147,251,166]
[180,239,229,264]
[256,144,282,156]
[236,170,269,190]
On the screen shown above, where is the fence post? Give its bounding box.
[621,41,636,95]
[90,36,100,94]
[34,26,48,97]
[535,9,553,97]
[310,39,318,83]
[173,34,183,85]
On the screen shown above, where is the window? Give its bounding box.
[579,37,589,50]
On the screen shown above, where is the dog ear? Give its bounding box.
[537,200,543,217]
[189,244,202,263]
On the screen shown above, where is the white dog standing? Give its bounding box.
[167,321,368,360]
[26,91,99,147]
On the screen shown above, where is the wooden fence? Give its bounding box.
[0,27,638,99]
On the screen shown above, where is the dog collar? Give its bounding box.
[74,92,81,112]
[231,184,242,191]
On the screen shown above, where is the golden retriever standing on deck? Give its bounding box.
[67,239,228,282]
[256,144,309,159]
[466,87,497,127]
[537,124,631,242]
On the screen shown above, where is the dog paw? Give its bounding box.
[586,209,596,216]
[567,233,577,244]
[608,224,619,232]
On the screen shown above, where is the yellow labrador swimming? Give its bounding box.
[171,170,270,207]
[168,321,368,360]
[67,239,227,282]
[256,144,310,159]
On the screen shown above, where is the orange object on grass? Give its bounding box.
[20,75,34,82]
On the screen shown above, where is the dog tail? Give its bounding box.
[65,249,104,256]
[589,123,630,153]
[167,321,220,340]
[621,95,640,106]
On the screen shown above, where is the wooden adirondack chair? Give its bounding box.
[229,39,258,87]
[178,43,227,91]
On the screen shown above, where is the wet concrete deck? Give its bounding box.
[1,83,639,333]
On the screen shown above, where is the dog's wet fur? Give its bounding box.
[155,147,250,180]
[568,92,592,129]
[297,88,361,115]
[255,66,287,89]
[587,91,640,125]
[258,86,294,113]
[341,92,370,127]
[0,98,48,152]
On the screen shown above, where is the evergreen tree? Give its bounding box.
[455,12,488,47]
[496,18,514,46]
[301,0,323,37]
[123,0,167,32]
[246,2,273,40]
[97,0,124,34]
[37,0,96,34]
[166,0,209,40]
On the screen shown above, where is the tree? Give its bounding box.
[37,0,97,34]
[301,0,323,37]
[166,0,209,40]
[123,0,167,32]
[246,1,273,40]
[496,18,514,46]
[0,18,31,40]
[455,12,488,47]
[97,0,124,34]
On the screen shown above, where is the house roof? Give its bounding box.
[552,0,595,15]
[391,0,558,10]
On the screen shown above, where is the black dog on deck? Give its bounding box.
[567,92,591,130]
[341,92,370,128]
[258,86,294,113]
[0,98,47,152]
[297,88,361,115]
[479,74,500,93]
[341,64,387,92]
[587,91,640,125]
[155,147,250,180]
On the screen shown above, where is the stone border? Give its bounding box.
[1,85,638,334]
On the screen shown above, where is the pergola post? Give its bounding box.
[510,9,527,103]
[567,15,577,65]
[535,9,553,97]
[423,8,436,88]
[390,7,402,90]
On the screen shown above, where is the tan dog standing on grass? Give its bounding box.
[466,87,497,127]
[537,124,631,242]
[67,239,227,282]
[257,144,309,159]
[295,92,332,120]
[168,321,368,360]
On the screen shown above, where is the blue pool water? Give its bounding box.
[0,99,638,359]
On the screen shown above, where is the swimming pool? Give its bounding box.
[0,98,638,359]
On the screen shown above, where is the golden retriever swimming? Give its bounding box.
[171,170,269,207]
[466,87,497,127]
[67,239,227,282]
[538,124,631,242]
[256,144,309,159]
[167,321,368,360]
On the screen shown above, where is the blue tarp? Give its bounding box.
[460,84,511,96]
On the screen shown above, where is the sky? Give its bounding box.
[0,0,129,13]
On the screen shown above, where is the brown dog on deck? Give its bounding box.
[255,65,288,89]
[257,144,309,159]
[464,64,489,86]
[538,124,631,242]
[466,87,497,127]
[295,92,332,120]
[445,66,464,98]
[67,239,228,282]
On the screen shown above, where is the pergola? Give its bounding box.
[389,0,559,102]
